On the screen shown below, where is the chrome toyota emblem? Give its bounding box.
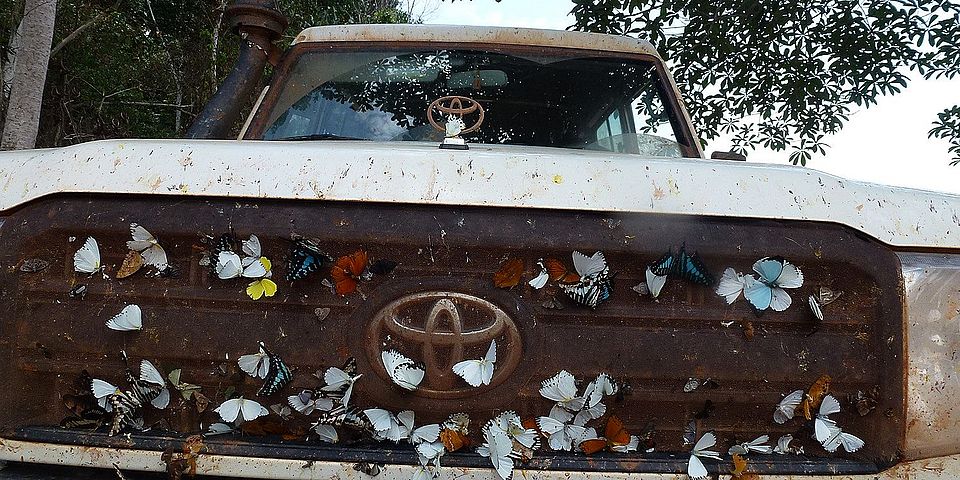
[427,96,485,135]
[366,291,521,398]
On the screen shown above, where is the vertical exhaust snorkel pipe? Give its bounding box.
[186,0,287,139]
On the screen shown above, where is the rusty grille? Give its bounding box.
[0,195,904,473]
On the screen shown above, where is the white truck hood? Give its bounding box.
[0,138,957,249]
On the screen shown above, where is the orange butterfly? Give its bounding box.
[801,374,832,420]
[330,250,368,296]
[440,428,470,452]
[544,258,580,284]
[579,416,631,454]
[732,453,748,477]
[493,258,524,289]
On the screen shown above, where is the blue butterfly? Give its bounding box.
[742,257,804,312]
[649,245,713,286]
[286,239,333,281]
[257,342,293,397]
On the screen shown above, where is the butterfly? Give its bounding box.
[493,258,524,289]
[731,453,748,477]
[364,408,407,442]
[74,237,102,274]
[138,359,170,409]
[743,257,804,311]
[320,357,362,408]
[687,431,722,480]
[489,411,539,450]
[537,406,589,451]
[257,343,292,396]
[574,375,612,425]
[453,340,497,387]
[94,359,169,435]
[381,350,424,391]
[127,224,168,270]
[539,370,586,412]
[247,277,278,300]
[237,345,270,379]
[476,423,519,480]
[167,369,202,400]
[801,374,832,420]
[649,245,714,286]
[528,260,549,289]
[352,462,383,476]
[812,394,863,452]
[215,397,268,424]
[716,267,750,304]
[578,416,632,454]
[728,434,773,455]
[773,389,805,424]
[820,424,865,453]
[116,251,144,279]
[644,267,668,298]
[286,238,333,281]
[440,413,471,452]
[398,410,441,446]
[543,257,580,284]
[312,423,339,443]
[287,390,334,415]
[562,270,615,309]
[773,434,802,455]
[331,249,368,296]
[106,304,142,331]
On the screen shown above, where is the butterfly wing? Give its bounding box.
[313,424,339,443]
[127,224,155,251]
[140,244,167,269]
[74,237,101,273]
[603,416,631,446]
[808,295,824,321]
[216,252,243,279]
[453,359,484,387]
[716,268,747,304]
[572,251,607,277]
[139,360,165,386]
[579,437,608,455]
[237,352,268,379]
[150,388,170,409]
[286,240,330,281]
[687,453,708,480]
[106,305,142,331]
[241,257,268,278]
[258,347,293,396]
[768,286,793,311]
[539,370,578,403]
[493,258,524,289]
[819,394,841,417]
[91,379,118,399]
[773,389,805,424]
[528,267,549,289]
[693,431,717,453]
[544,258,579,283]
[242,235,262,258]
[743,276,773,310]
[674,247,713,285]
[753,257,785,284]
[645,267,668,298]
[775,260,804,288]
[485,429,515,480]
[239,398,268,422]
[648,250,674,276]
[484,340,497,366]
[814,417,837,443]
[411,424,441,444]
[215,398,242,423]
[839,432,865,452]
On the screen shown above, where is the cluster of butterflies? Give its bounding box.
[496,251,615,309]
[73,224,169,278]
[380,340,499,391]
[772,375,864,454]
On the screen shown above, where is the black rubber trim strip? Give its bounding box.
[12,426,880,476]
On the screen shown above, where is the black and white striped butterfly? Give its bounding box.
[92,357,168,435]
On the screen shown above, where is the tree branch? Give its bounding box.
[49,2,118,59]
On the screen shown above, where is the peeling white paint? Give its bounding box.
[0,139,958,248]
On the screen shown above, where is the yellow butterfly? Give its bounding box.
[246,257,278,300]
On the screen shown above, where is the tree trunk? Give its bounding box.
[1,16,25,119]
[1,0,56,150]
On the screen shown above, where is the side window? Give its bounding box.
[595,109,626,153]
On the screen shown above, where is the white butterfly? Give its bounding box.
[716,267,750,304]
[528,260,549,289]
[645,267,668,298]
[214,397,268,424]
[476,425,516,480]
[490,411,538,449]
[139,359,170,409]
[808,295,824,321]
[237,345,269,379]
[398,410,441,446]
[127,224,167,270]
[728,434,773,455]
[610,435,640,453]
[539,370,586,411]
[773,434,802,454]
[381,350,424,391]
[688,431,722,480]
[537,407,588,451]
[572,251,607,277]
[74,237,102,274]
[814,394,842,444]
[216,251,267,279]
[743,257,804,311]
[320,366,362,408]
[241,234,262,264]
[91,378,119,412]
[106,304,142,331]
[205,422,235,436]
[821,424,865,453]
[573,377,608,425]
[312,423,339,443]
[364,408,407,442]
[287,390,334,415]
[773,389,805,424]
[416,440,445,464]
[452,340,497,387]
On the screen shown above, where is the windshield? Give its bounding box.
[258,48,688,157]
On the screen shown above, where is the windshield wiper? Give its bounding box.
[277,133,367,141]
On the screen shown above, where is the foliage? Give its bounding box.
[0,0,412,146]
[570,0,960,165]
[929,106,960,165]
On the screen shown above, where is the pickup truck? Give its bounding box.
[0,12,959,480]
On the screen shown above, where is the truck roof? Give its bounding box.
[291,24,661,58]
